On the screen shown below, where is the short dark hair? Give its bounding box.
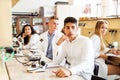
[64,17,77,26]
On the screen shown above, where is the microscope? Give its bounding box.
[27,56,46,73]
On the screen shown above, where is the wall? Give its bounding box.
[79,18,120,48]
[0,0,12,47]
[56,5,82,31]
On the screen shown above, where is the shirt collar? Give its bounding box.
[47,31,55,37]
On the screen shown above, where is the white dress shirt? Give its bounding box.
[38,30,64,63]
[22,34,40,49]
[91,34,109,58]
[91,34,109,79]
[54,35,94,80]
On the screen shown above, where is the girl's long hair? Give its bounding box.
[21,24,36,45]
[94,20,109,51]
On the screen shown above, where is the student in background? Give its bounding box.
[53,17,94,80]
[19,24,40,49]
[38,16,64,63]
[90,20,120,79]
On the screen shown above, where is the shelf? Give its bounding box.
[79,17,120,21]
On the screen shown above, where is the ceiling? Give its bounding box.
[12,0,68,12]
[12,0,97,12]
[12,0,19,7]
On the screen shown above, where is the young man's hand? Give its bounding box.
[53,68,71,78]
[56,35,69,46]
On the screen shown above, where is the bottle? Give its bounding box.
[113,41,118,49]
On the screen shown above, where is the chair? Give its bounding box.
[94,64,99,75]
[91,75,106,80]
[91,64,106,80]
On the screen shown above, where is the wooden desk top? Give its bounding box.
[107,54,120,66]
[6,58,84,80]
